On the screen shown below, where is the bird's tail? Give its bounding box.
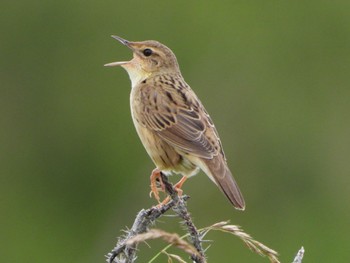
[201,157,245,210]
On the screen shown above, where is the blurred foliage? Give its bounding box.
[1,1,349,262]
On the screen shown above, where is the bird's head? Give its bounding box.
[105,36,180,87]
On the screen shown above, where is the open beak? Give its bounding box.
[104,35,132,67]
[111,35,130,46]
[104,61,128,67]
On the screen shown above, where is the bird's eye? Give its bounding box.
[143,49,153,57]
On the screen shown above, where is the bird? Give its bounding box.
[105,36,245,210]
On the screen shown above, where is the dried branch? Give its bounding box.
[106,173,205,263]
[292,247,305,263]
[160,173,206,263]
[106,197,186,262]
[106,173,304,263]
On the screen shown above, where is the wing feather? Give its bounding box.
[138,81,222,159]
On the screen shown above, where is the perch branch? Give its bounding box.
[106,173,303,263]
[107,173,206,263]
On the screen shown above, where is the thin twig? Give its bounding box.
[292,247,305,263]
[106,195,189,262]
[160,173,206,263]
[107,173,205,263]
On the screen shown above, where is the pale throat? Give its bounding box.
[122,63,151,88]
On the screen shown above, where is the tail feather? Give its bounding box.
[201,157,245,210]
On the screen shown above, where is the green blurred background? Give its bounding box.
[1,1,349,262]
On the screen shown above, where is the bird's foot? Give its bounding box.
[157,176,188,205]
[149,168,166,203]
[150,170,188,207]
[173,176,187,197]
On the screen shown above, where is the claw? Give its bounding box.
[150,168,163,203]
[149,170,188,206]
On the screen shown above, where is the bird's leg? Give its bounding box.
[149,168,165,203]
[159,176,188,205]
[173,176,188,197]
[150,171,188,205]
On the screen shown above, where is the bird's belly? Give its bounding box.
[132,120,198,177]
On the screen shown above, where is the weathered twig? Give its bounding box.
[292,247,305,263]
[160,173,206,263]
[107,173,205,263]
[106,174,304,263]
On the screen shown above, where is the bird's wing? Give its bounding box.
[138,82,224,159]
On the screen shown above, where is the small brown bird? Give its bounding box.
[105,36,245,210]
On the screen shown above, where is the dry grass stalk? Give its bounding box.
[208,221,280,263]
[126,229,202,261]
[163,252,188,263]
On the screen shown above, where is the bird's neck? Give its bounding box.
[122,64,151,88]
